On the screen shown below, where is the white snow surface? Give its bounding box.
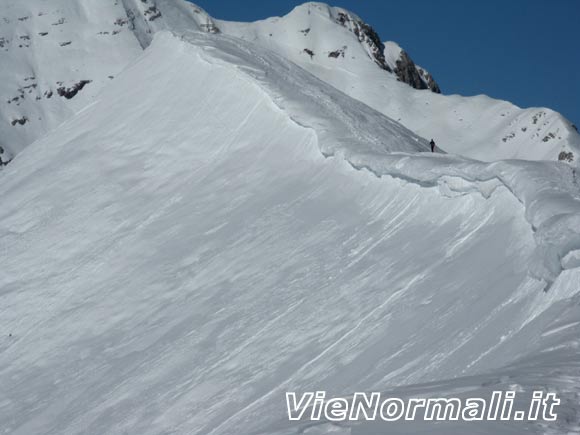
[0,0,143,158]
[1,28,579,435]
[383,40,403,70]
[0,0,217,160]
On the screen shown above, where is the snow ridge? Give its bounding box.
[177,30,580,288]
[179,31,428,155]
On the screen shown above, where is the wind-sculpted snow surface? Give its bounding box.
[345,155,580,288]
[179,31,428,156]
[0,31,579,435]
[181,31,580,288]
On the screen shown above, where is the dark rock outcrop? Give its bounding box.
[335,12,392,72]
[11,116,28,126]
[328,46,346,58]
[0,146,12,166]
[333,10,440,93]
[558,151,574,162]
[57,80,92,99]
[394,50,441,93]
[416,66,441,94]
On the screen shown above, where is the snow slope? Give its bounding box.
[0,0,143,160]
[1,30,579,435]
[0,0,218,162]
[218,2,580,163]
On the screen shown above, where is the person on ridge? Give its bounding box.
[430,139,436,153]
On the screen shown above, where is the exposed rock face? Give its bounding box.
[394,50,441,93]
[10,116,28,126]
[558,151,574,162]
[57,80,92,99]
[417,65,441,94]
[334,11,392,72]
[333,10,440,93]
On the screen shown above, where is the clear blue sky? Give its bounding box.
[189,0,580,127]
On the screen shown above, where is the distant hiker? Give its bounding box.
[430,139,436,153]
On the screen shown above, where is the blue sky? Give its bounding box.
[189,0,580,127]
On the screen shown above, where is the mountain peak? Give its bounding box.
[288,3,441,93]
[219,1,441,93]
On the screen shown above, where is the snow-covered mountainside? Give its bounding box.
[1,2,580,435]
[0,0,218,161]
[218,2,580,163]
[0,0,142,161]
[1,0,579,164]
[219,5,441,93]
[1,26,580,435]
